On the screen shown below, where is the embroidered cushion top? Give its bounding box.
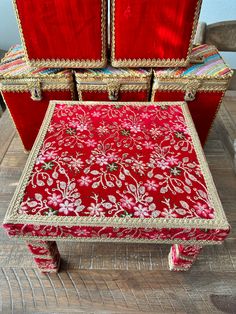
[75,67,151,78]
[154,45,232,79]
[0,45,70,78]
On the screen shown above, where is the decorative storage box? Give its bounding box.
[13,0,107,68]
[111,0,202,67]
[3,101,230,272]
[75,67,152,101]
[0,45,74,151]
[151,45,233,145]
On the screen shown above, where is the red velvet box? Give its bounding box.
[151,45,233,145]
[3,101,230,272]
[111,0,202,67]
[75,67,152,101]
[0,45,74,151]
[13,0,107,68]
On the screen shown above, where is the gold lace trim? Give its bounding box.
[110,0,202,67]
[3,101,229,231]
[12,0,107,68]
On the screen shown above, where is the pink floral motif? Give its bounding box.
[130,124,141,133]
[87,203,104,217]
[143,141,155,149]
[194,202,214,219]
[157,160,170,170]
[150,127,162,139]
[86,139,97,147]
[120,195,135,209]
[69,157,84,171]
[76,123,88,132]
[36,154,46,165]
[97,124,109,135]
[44,150,57,160]
[59,201,75,215]
[166,156,179,166]
[145,180,158,191]
[47,193,62,207]
[78,176,92,186]
[134,204,149,218]
[96,155,109,166]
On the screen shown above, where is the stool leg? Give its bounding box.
[168,244,202,271]
[26,240,60,273]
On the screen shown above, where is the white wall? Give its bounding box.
[200,0,236,67]
[0,0,235,65]
[0,0,20,50]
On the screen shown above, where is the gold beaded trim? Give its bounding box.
[12,0,107,68]
[3,101,229,231]
[111,0,202,67]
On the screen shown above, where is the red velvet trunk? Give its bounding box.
[153,90,224,146]
[152,45,233,146]
[2,90,73,151]
[111,0,202,67]
[13,0,107,68]
[75,68,152,102]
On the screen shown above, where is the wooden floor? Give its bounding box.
[0,96,236,313]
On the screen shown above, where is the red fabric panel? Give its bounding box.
[3,90,72,151]
[114,0,199,60]
[81,90,149,101]
[153,90,223,146]
[4,222,230,243]
[16,0,103,60]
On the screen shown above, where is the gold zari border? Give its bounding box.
[12,0,107,68]
[111,0,202,67]
[3,101,229,232]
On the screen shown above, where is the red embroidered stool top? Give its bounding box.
[3,101,230,248]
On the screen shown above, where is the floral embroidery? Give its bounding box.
[59,200,75,215]
[47,193,62,207]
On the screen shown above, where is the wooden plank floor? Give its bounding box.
[0,96,236,313]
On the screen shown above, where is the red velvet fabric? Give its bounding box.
[4,223,230,243]
[16,0,103,61]
[2,90,72,151]
[113,0,199,60]
[81,90,149,101]
[153,91,224,146]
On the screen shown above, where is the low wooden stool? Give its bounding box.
[3,101,230,272]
